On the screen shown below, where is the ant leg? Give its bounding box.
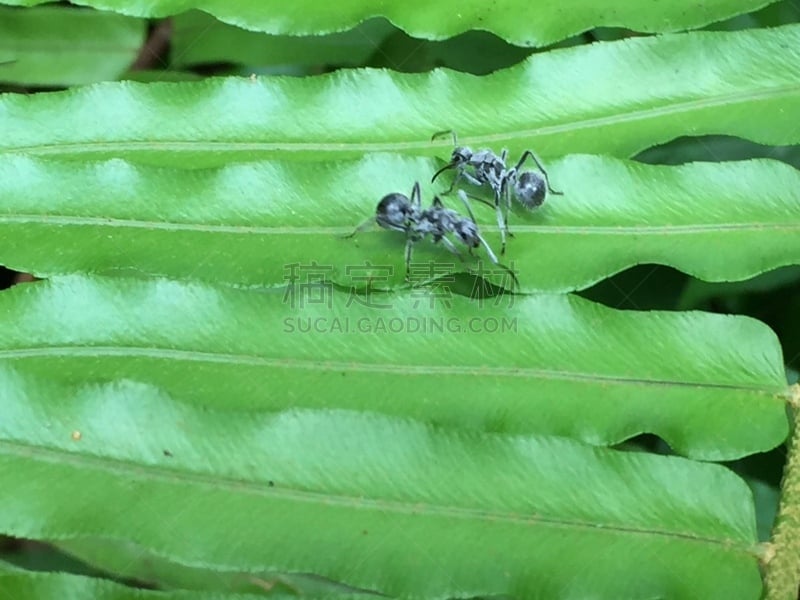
[500,261,520,290]
[494,198,507,256]
[438,236,466,262]
[450,188,493,211]
[478,233,499,265]
[475,234,519,290]
[461,171,484,188]
[514,150,563,195]
[410,181,421,209]
[466,191,495,210]
[503,183,514,241]
[404,236,414,283]
[456,190,480,224]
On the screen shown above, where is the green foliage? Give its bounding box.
[0,5,144,86]
[170,11,534,75]
[0,361,762,598]
[1,154,798,291]
[170,12,397,70]
[0,0,783,45]
[2,25,800,165]
[0,1,798,599]
[0,276,788,459]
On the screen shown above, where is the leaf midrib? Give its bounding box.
[2,215,797,234]
[0,439,753,551]
[4,84,798,156]
[0,346,784,395]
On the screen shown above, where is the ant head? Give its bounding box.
[451,146,473,165]
[453,219,481,249]
[514,171,547,209]
[376,193,413,231]
[432,150,471,183]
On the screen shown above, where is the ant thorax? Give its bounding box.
[470,149,505,183]
[415,203,480,249]
[416,204,454,241]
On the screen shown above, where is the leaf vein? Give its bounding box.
[1,215,798,235]
[0,346,783,394]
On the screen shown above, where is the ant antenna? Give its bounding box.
[430,130,461,183]
[343,218,374,239]
[430,129,458,145]
[431,162,455,183]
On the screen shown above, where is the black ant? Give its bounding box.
[431,130,563,254]
[347,182,517,287]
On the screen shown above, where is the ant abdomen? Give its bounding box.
[514,172,547,210]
